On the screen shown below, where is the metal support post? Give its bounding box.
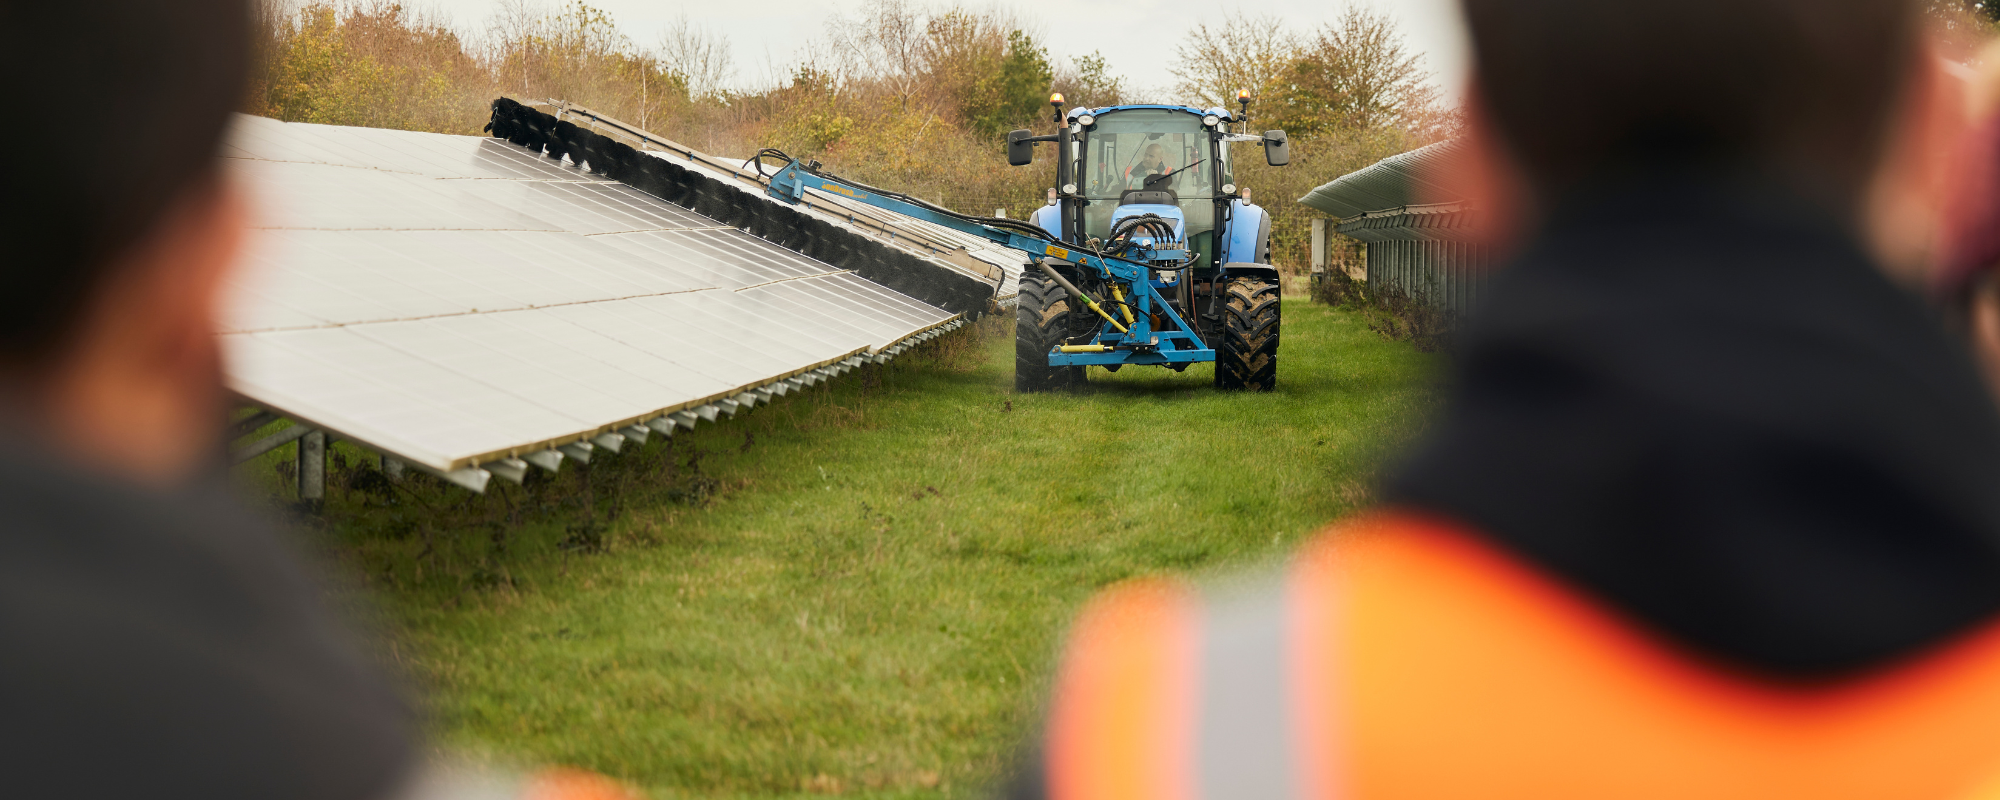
[1311,218,1328,291]
[298,430,325,509]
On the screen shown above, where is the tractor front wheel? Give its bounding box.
[1214,276,1280,391]
[1015,269,1084,392]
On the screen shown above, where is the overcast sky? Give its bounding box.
[412,0,1470,102]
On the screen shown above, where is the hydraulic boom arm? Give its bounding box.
[759,157,1215,367]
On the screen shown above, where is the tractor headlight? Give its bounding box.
[1078,114,1096,127]
[1202,114,1220,128]
[1062,183,1077,194]
[1222,183,1237,195]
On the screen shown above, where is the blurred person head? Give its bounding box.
[1378,0,2000,679]
[0,8,430,800]
[0,0,252,483]
[1455,0,1961,278]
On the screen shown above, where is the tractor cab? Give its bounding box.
[1014,103,1289,273]
[1003,98,1291,392]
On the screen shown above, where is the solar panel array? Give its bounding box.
[223,115,964,489]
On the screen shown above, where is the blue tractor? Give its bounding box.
[1006,95,1291,392]
[756,93,1290,392]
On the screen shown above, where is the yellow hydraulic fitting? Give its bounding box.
[1081,297,1130,334]
[1059,345,1111,353]
[1110,282,1137,325]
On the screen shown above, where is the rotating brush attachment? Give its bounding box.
[482,99,996,315]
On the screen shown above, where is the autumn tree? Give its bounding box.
[1056,52,1125,109]
[251,1,490,133]
[965,30,1055,136]
[484,1,687,131]
[657,15,734,103]
[1169,13,1298,109]
[1265,7,1442,139]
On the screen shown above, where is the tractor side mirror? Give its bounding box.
[1007,129,1035,166]
[1262,130,1290,167]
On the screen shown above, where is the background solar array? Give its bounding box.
[224,115,959,479]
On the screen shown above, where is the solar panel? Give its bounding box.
[224,115,963,489]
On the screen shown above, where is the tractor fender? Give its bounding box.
[1029,204,1061,238]
[1221,262,1281,282]
[1219,200,1272,264]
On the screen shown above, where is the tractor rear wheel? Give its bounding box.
[1214,276,1280,391]
[1015,269,1084,392]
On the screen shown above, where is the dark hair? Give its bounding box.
[0,0,250,365]
[1460,0,1922,209]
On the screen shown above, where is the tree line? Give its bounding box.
[247,0,1459,271]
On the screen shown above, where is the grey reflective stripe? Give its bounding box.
[1195,581,1302,800]
[381,761,525,800]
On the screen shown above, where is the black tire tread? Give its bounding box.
[1015,270,1084,392]
[1213,277,1279,391]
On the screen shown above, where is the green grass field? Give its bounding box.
[244,298,1437,798]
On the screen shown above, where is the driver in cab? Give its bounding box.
[1126,143,1170,189]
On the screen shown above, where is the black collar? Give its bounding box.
[1388,179,2000,679]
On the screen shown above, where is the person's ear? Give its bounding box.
[1449,85,1536,257]
[38,176,249,483]
[1865,47,1969,286]
[1971,279,2000,400]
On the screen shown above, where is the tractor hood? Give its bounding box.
[1111,204,1187,247]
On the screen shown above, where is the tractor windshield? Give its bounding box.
[1078,109,1220,257]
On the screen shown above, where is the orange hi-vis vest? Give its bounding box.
[1041,511,2000,800]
